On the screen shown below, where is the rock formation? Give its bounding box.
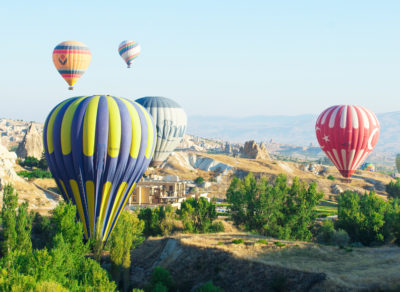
[16,122,43,159]
[224,142,232,154]
[0,141,23,189]
[240,140,270,160]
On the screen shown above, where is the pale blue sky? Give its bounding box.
[0,1,399,122]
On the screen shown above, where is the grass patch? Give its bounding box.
[256,239,268,245]
[274,241,286,248]
[217,241,224,246]
[232,239,244,244]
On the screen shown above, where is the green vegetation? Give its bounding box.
[146,266,175,292]
[0,185,116,291]
[327,175,335,181]
[138,205,175,237]
[18,169,52,179]
[386,178,400,199]
[232,239,244,244]
[256,239,268,245]
[194,176,205,186]
[316,219,350,246]
[196,281,224,292]
[178,198,225,233]
[336,191,400,246]
[274,241,286,247]
[106,211,144,291]
[315,199,338,218]
[19,155,48,170]
[226,173,323,241]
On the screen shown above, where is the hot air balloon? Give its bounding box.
[43,95,155,241]
[360,162,375,172]
[135,96,187,167]
[315,105,380,178]
[52,41,92,90]
[118,40,141,68]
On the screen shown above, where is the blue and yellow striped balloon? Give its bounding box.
[43,95,155,241]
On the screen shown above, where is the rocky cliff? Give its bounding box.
[240,140,271,160]
[16,122,43,159]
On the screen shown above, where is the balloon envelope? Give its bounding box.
[315,105,380,178]
[135,96,187,167]
[52,41,91,90]
[118,40,141,68]
[360,162,375,172]
[44,95,155,241]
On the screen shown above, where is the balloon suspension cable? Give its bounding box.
[68,86,74,90]
[127,64,131,68]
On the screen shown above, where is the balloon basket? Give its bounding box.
[340,178,352,184]
[127,64,131,68]
[68,86,74,90]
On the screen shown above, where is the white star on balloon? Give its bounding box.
[322,135,330,142]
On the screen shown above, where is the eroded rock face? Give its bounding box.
[241,140,270,160]
[0,141,22,187]
[16,123,43,159]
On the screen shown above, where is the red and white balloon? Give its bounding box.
[315,105,380,178]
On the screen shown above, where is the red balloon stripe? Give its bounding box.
[315,105,380,178]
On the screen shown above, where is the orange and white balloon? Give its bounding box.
[52,41,92,90]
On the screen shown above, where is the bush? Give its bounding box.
[386,178,400,199]
[194,177,205,186]
[178,198,221,233]
[316,219,350,246]
[232,239,244,244]
[19,156,39,168]
[327,175,335,181]
[336,191,399,246]
[146,266,175,292]
[138,206,175,237]
[196,281,224,292]
[17,169,52,179]
[226,173,323,241]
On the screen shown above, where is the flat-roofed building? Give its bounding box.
[127,176,186,206]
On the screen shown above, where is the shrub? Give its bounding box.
[178,198,221,233]
[274,241,286,247]
[147,266,175,292]
[336,191,399,246]
[196,281,224,292]
[18,169,52,179]
[232,239,244,244]
[194,177,205,186]
[256,239,268,245]
[327,175,335,181]
[227,173,323,241]
[316,220,350,246]
[138,206,175,237]
[386,178,400,199]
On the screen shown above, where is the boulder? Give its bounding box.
[16,123,43,159]
[240,140,270,160]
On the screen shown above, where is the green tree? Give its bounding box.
[386,178,400,199]
[337,191,391,245]
[38,153,48,170]
[138,206,175,237]
[226,173,323,241]
[194,177,205,186]
[20,156,39,168]
[16,202,32,253]
[107,211,144,291]
[178,197,222,233]
[1,184,18,256]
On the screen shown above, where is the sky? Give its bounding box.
[1,1,400,122]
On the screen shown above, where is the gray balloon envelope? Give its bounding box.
[135,96,187,167]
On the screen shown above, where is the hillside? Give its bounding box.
[154,151,392,200]
[130,220,400,291]
[188,111,400,157]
